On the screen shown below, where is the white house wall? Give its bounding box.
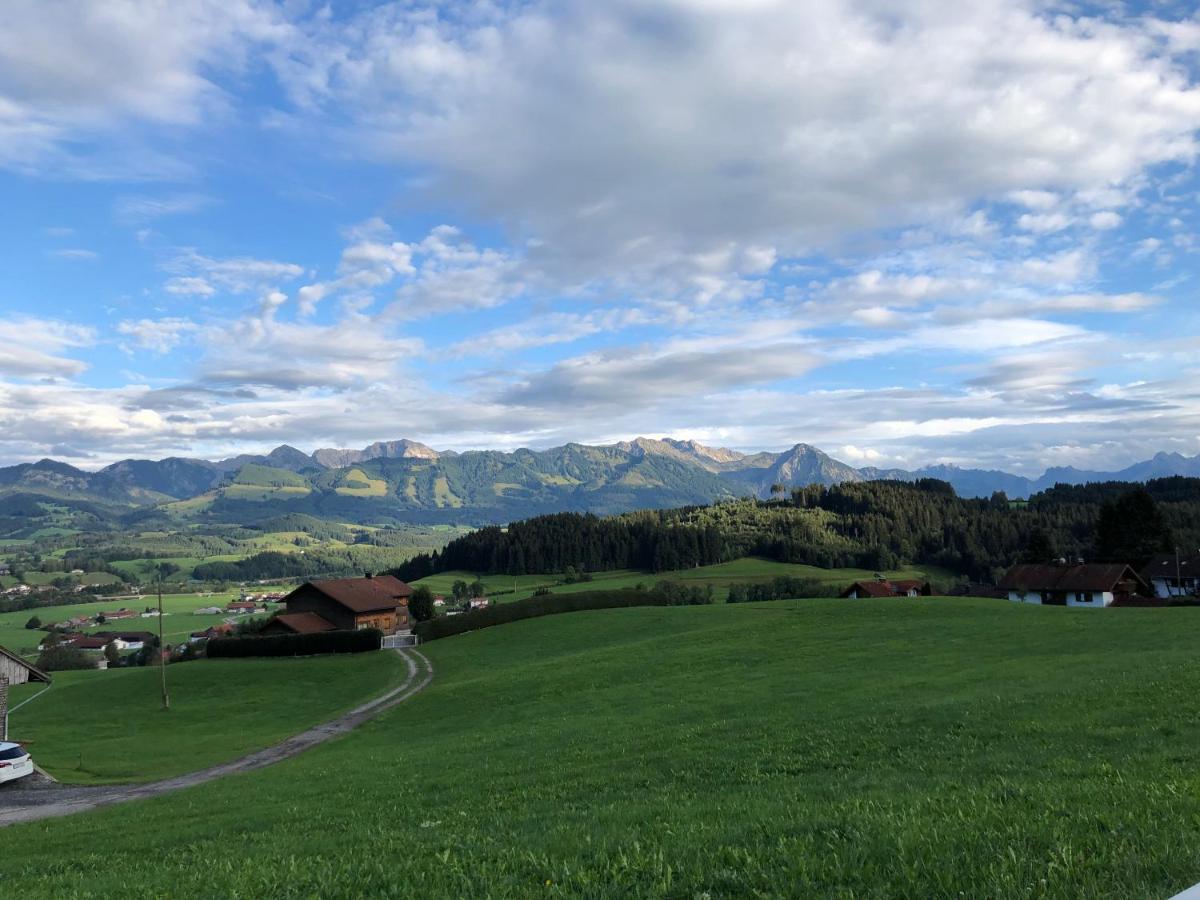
[1008,591,1042,604]
[1065,591,1114,607]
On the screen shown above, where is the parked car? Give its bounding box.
[0,742,34,784]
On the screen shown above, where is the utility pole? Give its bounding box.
[1176,547,1184,600]
[158,574,169,711]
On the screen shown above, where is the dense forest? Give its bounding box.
[393,477,1200,583]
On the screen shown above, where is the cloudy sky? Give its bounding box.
[2,0,1199,474]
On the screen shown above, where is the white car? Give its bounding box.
[0,742,34,784]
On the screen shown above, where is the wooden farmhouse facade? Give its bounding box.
[263,575,412,636]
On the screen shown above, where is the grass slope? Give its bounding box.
[5,652,407,784]
[416,557,957,603]
[3,599,1200,896]
[0,588,296,657]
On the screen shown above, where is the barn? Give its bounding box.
[0,645,51,688]
[1,645,51,741]
[271,575,412,635]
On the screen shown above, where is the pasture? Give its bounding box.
[4,652,407,784]
[0,588,291,657]
[3,598,1200,897]
[415,557,957,603]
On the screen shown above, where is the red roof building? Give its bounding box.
[841,579,932,599]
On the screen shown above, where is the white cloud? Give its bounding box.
[0,317,94,378]
[50,248,99,261]
[117,317,197,354]
[1089,211,1123,230]
[0,0,292,177]
[163,251,304,296]
[275,0,1200,285]
[1017,212,1072,234]
[164,276,216,297]
[114,193,213,225]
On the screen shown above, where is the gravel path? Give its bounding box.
[0,647,433,828]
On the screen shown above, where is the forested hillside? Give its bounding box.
[394,477,1200,583]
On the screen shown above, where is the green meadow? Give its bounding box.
[0,588,292,657]
[3,598,1200,897]
[416,557,956,603]
[4,652,407,783]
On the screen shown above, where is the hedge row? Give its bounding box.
[414,588,709,642]
[206,628,382,658]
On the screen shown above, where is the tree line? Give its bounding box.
[392,477,1199,583]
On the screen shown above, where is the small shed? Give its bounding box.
[1,645,51,741]
[0,645,51,687]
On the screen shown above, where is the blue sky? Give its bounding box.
[1,0,1199,474]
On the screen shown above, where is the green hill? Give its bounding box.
[4,653,407,784]
[4,599,1200,896]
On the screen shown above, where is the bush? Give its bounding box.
[726,576,839,603]
[414,587,711,642]
[24,615,41,629]
[650,581,715,605]
[36,645,95,671]
[206,629,382,658]
[409,585,435,622]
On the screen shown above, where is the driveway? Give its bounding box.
[0,647,432,828]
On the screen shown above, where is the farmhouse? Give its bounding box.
[225,601,259,614]
[99,609,136,621]
[999,563,1151,607]
[1140,553,1200,599]
[91,631,155,651]
[271,575,412,635]
[841,579,932,599]
[189,624,234,643]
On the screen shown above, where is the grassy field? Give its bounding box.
[0,588,292,657]
[416,557,958,603]
[3,598,1200,896]
[4,652,407,784]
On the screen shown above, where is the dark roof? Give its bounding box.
[74,636,113,650]
[92,631,155,643]
[841,581,898,598]
[998,563,1147,592]
[266,612,337,634]
[841,579,930,598]
[1140,554,1200,580]
[0,645,51,683]
[190,624,233,638]
[292,575,412,614]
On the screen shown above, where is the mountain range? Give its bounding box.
[2,438,1199,524]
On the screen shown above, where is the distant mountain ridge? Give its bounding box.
[2,438,1199,522]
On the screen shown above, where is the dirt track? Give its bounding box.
[0,647,432,828]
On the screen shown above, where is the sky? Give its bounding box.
[1,0,1200,475]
